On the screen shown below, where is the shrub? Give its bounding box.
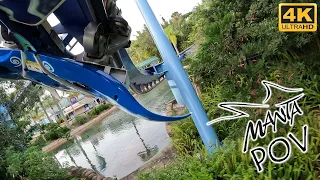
[139,0,320,178]
[88,108,98,117]
[96,104,111,113]
[56,117,64,124]
[140,110,320,180]
[32,136,47,147]
[75,115,89,125]
[5,146,71,180]
[43,124,70,141]
[88,104,112,118]
[171,117,201,155]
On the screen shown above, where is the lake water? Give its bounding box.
[53,81,174,179]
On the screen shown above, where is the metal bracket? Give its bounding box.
[150,62,167,75]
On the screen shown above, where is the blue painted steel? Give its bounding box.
[179,54,186,61]
[54,0,92,43]
[165,72,184,105]
[134,0,221,152]
[0,0,85,57]
[119,49,161,83]
[0,49,190,122]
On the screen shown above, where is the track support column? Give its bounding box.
[134,0,221,153]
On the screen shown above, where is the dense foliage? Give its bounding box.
[139,0,320,179]
[88,104,112,118]
[0,81,72,179]
[128,12,194,63]
[75,114,89,125]
[5,146,70,180]
[42,123,70,141]
[75,104,112,126]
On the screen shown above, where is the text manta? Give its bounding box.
[207,80,308,173]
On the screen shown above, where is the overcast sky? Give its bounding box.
[117,0,202,39]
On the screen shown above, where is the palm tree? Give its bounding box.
[44,88,72,129]
[43,96,56,120]
[68,92,80,99]
[38,97,54,124]
[164,25,179,54]
[43,97,55,112]
[52,95,71,129]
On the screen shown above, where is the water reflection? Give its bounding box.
[89,137,107,171]
[54,81,173,178]
[132,120,159,162]
[65,148,78,166]
[74,137,98,171]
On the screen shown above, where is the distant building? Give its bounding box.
[63,96,102,119]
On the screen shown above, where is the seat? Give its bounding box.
[0,0,65,26]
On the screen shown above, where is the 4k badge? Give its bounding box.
[279,3,317,32]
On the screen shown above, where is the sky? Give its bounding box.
[117,0,202,39]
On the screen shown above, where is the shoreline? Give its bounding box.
[43,94,139,153]
[120,143,177,180]
[42,106,120,153]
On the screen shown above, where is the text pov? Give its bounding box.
[207,80,308,172]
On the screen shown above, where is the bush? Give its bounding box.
[88,104,112,118]
[171,117,201,155]
[32,136,47,147]
[140,111,320,180]
[75,115,89,125]
[5,146,71,180]
[56,117,64,124]
[88,108,98,117]
[138,0,320,178]
[43,124,70,141]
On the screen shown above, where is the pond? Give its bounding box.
[53,81,174,179]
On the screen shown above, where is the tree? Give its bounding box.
[5,146,70,180]
[53,96,71,129]
[128,25,160,64]
[68,92,80,99]
[161,17,170,28]
[128,12,195,63]
[43,96,56,112]
[169,12,184,35]
[39,97,54,124]
[8,81,42,122]
[45,88,72,129]
[0,80,71,179]
[164,25,179,54]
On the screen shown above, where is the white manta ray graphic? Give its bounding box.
[206,80,304,126]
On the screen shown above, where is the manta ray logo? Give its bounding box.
[207,80,308,173]
[42,61,54,73]
[206,80,304,126]
[10,56,22,67]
